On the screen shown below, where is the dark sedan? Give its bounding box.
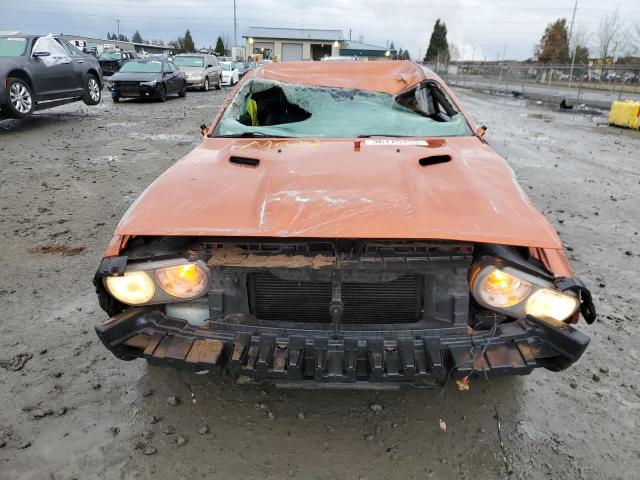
[108,59,186,102]
[0,34,102,119]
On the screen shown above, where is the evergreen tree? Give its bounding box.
[131,30,143,44]
[536,18,570,64]
[183,29,195,53]
[425,19,449,62]
[215,36,225,56]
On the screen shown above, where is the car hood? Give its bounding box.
[115,136,561,249]
[109,72,161,82]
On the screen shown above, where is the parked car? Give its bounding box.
[237,62,249,78]
[220,61,239,86]
[173,53,221,91]
[0,33,102,119]
[94,61,595,385]
[98,50,137,78]
[108,59,186,102]
[322,55,358,61]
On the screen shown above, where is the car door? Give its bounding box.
[211,56,221,83]
[56,39,84,92]
[166,62,180,93]
[29,36,77,96]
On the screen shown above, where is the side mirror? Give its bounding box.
[33,50,51,57]
[207,64,213,68]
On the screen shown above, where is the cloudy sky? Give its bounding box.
[1,0,638,60]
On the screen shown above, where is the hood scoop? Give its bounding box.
[230,156,260,167]
[418,154,451,167]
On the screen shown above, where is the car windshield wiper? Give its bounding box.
[214,132,290,138]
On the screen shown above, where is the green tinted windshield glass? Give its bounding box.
[174,56,204,67]
[0,37,27,57]
[119,60,162,73]
[221,63,233,71]
[217,78,473,138]
[99,51,122,60]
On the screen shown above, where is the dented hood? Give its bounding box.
[115,137,561,249]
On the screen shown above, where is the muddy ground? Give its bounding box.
[0,85,638,480]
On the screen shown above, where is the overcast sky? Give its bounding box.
[1,0,638,60]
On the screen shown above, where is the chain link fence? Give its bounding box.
[425,62,640,109]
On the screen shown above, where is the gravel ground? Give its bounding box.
[0,85,639,480]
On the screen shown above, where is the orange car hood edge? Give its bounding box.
[114,136,562,250]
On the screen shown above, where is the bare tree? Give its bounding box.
[449,43,460,62]
[597,7,622,62]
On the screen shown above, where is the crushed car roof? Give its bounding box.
[248,60,429,95]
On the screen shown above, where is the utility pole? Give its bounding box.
[233,0,237,46]
[567,0,579,98]
[116,19,120,40]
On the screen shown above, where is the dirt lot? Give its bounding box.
[1,85,639,480]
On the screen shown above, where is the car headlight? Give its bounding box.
[104,259,209,305]
[156,263,208,299]
[140,79,157,87]
[105,271,155,305]
[470,261,578,322]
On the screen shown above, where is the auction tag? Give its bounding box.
[363,139,429,146]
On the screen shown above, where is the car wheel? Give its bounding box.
[82,73,101,105]
[215,77,222,90]
[112,96,120,103]
[1,77,34,119]
[157,83,166,102]
[203,77,209,91]
[178,81,187,97]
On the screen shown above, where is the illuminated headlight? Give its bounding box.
[470,262,578,322]
[140,79,158,87]
[104,259,209,305]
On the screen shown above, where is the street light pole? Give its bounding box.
[567,0,578,98]
[233,0,237,46]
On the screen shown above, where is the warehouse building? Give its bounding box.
[339,40,395,60]
[60,34,171,55]
[243,27,342,61]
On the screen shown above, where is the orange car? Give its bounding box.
[94,61,595,385]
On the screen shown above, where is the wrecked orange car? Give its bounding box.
[94,61,596,385]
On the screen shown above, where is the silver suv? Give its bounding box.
[173,54,221,91]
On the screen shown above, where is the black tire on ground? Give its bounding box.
[203,77,209,91]
[0,77,35,119]
[112,96,120,103]
[157,84,166,102]
[82,73,101,105]
[178,82,187,97]
[215,77,222,90]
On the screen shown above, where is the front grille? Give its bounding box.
[248,272,423,324]
[117,82,141,95]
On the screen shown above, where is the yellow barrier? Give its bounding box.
[608,100,640,130]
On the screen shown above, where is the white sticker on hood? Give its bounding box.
[363,139,429,146]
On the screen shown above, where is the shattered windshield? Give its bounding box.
[216,78,473,138]
[0,37,28,57]
[174,56,204,67]
[119,60,162,73]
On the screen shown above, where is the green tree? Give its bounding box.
[574,45,589,65]
[131,30,143,44]
[183,29,195,53]
[425,19,449,62]
[215,36,225,56]
[169,36,185,53]
[536,18,570,64]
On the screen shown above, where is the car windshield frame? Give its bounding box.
[118,60,163,73]
[98,51,123,61]
[0,36,28,57]
[214,77,474,139]
[173,56,205,68]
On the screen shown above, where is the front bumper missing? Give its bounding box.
[95,309,589,384]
